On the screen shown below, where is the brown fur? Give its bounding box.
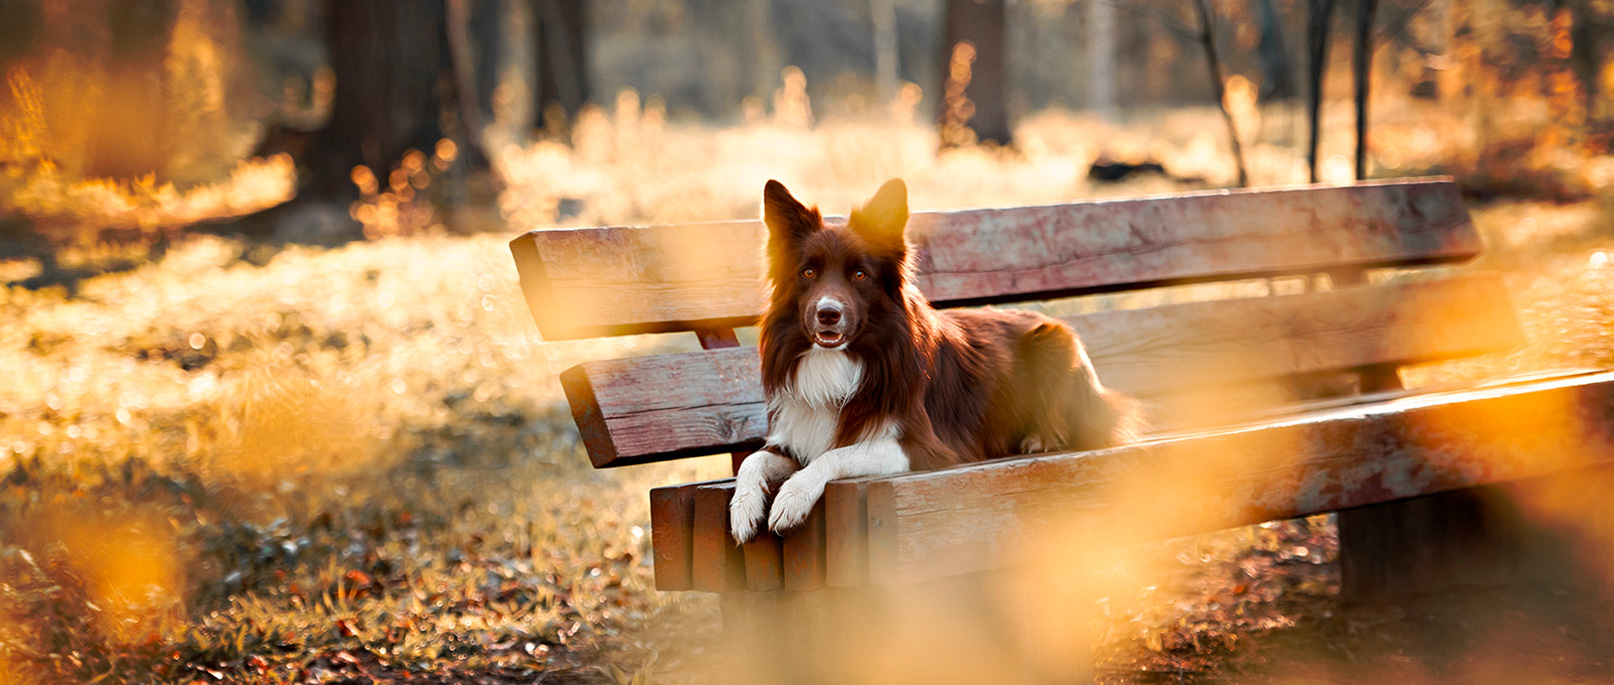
[758,179,1143,470]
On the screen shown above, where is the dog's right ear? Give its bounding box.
[763,180,821,245]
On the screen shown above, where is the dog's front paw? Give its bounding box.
[767,476,822,535]
[1019,434,1046,454]
[729,480,769,544]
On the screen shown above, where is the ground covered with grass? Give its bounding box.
[0,233,731,683]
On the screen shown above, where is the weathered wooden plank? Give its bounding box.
[691,482,746,591]
[1065,272,1518,399]
[742,533,785,591]
[824,481,871,587]
[659,370,1610,591]
[510,220,764,340]
[564,273,1523,467]
[863,372,1614,585]
[691,326,754,476]
[559,348,768,468]
[1329,266,1405,391]
[1336,468,1614,604]
[782,501,828,590]
[513,179,1478,340]
[649,481,705,591]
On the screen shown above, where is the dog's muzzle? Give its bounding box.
[812,300,847,348]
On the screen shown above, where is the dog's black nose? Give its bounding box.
[816,307,841,326]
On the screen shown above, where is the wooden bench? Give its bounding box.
[510,179,1614,680]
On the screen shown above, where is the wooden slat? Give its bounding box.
[1330,266,1405,391]
[563,273,1524,467]
[649,481,707,591]
[689,326,754,475]
[513,179,1477,340]
[560,346,767,468]
[824,481,870,587]
[782,501,828,590]
[742,533,785,591]
[690,482,746,591]
[862,372,1614,585]
[666,370,1606,591]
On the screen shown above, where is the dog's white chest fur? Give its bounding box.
[766,346,862,465]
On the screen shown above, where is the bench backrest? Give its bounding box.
[509,178,1523,468]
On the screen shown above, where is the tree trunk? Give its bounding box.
[1567,0,1611,142]
[85,0,176,180]
[1087,0,1118,121]
[0,1,41,64]
[532,0,588,130]
[311,0,456,197]
[1306,0,1338,183]
[1255,0,1296,101]
[1194,0,1249,187]
[1354,0,1377,180]
[469,0,508,117]
[939,0,1011,147]
[872,0,900,105]
[445,0,492,171]
[746,0,783,103]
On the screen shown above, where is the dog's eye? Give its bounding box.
[853,269,868,281]
[801,267,816,279]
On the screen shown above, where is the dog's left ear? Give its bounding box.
[850,178,909,255]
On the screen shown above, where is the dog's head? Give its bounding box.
[762,179,911,350]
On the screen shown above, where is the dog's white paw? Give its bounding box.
[729,480,769,544]
[1019,434,1045,454]
[767,476,821,534]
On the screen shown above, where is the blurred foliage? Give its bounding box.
[0,234,724,683]
[6,0,1614,242]
[0,0,300,247]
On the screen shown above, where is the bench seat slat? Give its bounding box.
[863,372,1614,585]
[514,179,1477,340]
[657,370,1611,592]
[564,273,1524,467]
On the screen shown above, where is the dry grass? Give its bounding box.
[0,232,728,683]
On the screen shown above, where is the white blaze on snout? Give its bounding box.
[815,296,845,313]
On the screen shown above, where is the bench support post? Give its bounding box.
[1338,470,1611,605]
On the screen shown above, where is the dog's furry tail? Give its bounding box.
[1022,322,1146,450]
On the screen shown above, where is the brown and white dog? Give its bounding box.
[729,179,1143,543]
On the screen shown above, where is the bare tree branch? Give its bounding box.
[1192,0,1249,187]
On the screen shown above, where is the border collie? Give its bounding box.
[730,179,1143,543]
